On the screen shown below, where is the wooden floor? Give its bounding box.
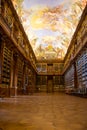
[0,93,87,130]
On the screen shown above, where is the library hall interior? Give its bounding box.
[0,0,87,130]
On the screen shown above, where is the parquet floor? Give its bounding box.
[0,93,87,130]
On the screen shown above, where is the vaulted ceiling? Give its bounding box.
[12,0,86,60]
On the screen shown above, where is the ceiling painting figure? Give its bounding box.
[12,0,86,60]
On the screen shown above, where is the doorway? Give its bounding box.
[47,76,53,93]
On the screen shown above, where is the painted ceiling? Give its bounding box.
[12,0,86,60]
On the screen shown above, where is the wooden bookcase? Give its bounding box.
[76,48,87,88]
[65,65,74,89]
[0,44,12,97]
[2,46,12,87]
[17,59,23,88]
[53,76,64,92]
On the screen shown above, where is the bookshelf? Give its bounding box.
[24,67,29,86]
[53,76,64,91]
[47,64,53,73]
[65,65,74,89]
[36,64,42,72]
[22,66,31,94]
[76,48,87,88]
[28,69,32,86]
[17,59,23,88]
[36,76,47,92]
[53,63,64,73]
[41,64,47,72]
[2,46,12,87]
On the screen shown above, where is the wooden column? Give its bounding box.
[31,68,34,94]
[0,38,3,86]
[12,54,18,96]
[34,72,36,92]
[10,52,13,88]
[22,62,26,94]
[0,38,4,86]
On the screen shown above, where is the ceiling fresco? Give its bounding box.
[12,0,86,60]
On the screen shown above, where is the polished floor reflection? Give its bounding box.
[0,93,87,130]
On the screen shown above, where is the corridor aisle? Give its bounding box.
[0,93,87,130]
